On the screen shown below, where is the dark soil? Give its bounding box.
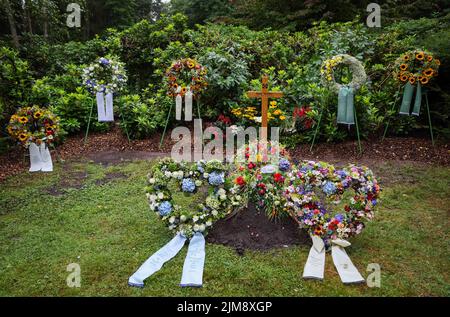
[206,203,310,254]
[95,172,129,186]
[43,166,88,196]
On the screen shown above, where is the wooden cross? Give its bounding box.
[247,75,284,142]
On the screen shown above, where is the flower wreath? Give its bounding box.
[7,106,61,147]
[393,50,440,86]
[145,158,247,238]
[82,57,127,94]
[165,58,208,98]
[321,54,367,93]
[284,161,381,248]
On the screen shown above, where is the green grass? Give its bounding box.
[0,160,449,297]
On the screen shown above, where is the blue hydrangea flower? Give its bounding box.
[208,172,225,186]
[197,163,205,173]
[335,214,344,222]
[323,181,337,195]
[158,201,172,217]
[182,178,196,193]
[99,57,110,66]
[372,199,377,206]
[336,170,348,179]
[279,159,291,172]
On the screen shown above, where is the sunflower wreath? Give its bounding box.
[145,157,247,238]
[321,54,367,93]
[283,161,381,249]
[82,57,127,94]
[7,106,61,147]
[393,50,440,86]
[165,58,208,98]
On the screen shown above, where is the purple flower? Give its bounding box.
[279,159,291,172]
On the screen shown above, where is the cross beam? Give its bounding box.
[247,75,284,142]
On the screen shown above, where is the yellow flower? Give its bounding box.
[280,116,286,121]
[270,101,277,107]
[423,68,434,77]
[19,133,29,142]
[273,110,282,116]
[400,64,408,71]
[416,52,425,61]
[34,111,43,119]
[19,117,28,124]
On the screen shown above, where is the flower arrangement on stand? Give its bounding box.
[393,50,440,86]
[165,58,208,98]
[7,106,61,147]
[231,101,286,127]
[82,57,127,94]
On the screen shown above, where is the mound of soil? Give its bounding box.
[206,203,310,254]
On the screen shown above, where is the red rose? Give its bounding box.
[248,162,256,170]
[259,189,266,195]
[235,176,246,187]
[273,173,284,183]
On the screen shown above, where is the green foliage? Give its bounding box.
[119,92,172,139]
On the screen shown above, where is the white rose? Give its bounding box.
[158,192,164,200]
[198,224,206,232]
[212,210,218,217]
[203,173,209,179]
[164,171,172,178]
[218,189,226,196]
[235,195,241,201]
[195,180,202,187]
[193,224,200,232]
[169,216,176,224]
[180,215,187,222]
[193,216,199,222]
[149,178,156,184]
[206,221,213,227]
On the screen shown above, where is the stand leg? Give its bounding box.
[382,86,402,142]
[354,106,362,155]
[50,143,64,163]
[159,103,173,150]
[310,107,324,152]
[425,93,434,146]
[84,97,95,145]
[118,98,131,143]
[197,99,204,146]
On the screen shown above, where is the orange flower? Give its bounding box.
[18,133,28,142]
[420,77,429,85]
[416,52,425,60]
[403,55,410,61]
[435,59,441,66]
[400,74,408,82]
[427,55,433,62]
[423,68,434,77]
[400,64,408,71]
[19,116,28,124]
[409,76,416,85]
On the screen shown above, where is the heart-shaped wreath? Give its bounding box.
[145,158,247,238]
[284,161,380,248]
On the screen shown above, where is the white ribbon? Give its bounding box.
[180,232,205,287]
[39,143,53,172]
[105,92,114,122]
[128,234,187,288]
[184,88,193,122]
[29,143,53,172]
[96,92,114,122]
[29,143,43,172]
[129,233,206,288]
[175,86,182,121]
[303,235,365,284]
[96,92,107,122]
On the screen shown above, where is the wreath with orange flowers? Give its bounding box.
[165,58,208,98]
[7,106,61,147]
[394,50,440,86]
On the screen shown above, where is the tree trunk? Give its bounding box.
[43,6,49,38]
[3,0,20,48]
[25,0,33,34]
